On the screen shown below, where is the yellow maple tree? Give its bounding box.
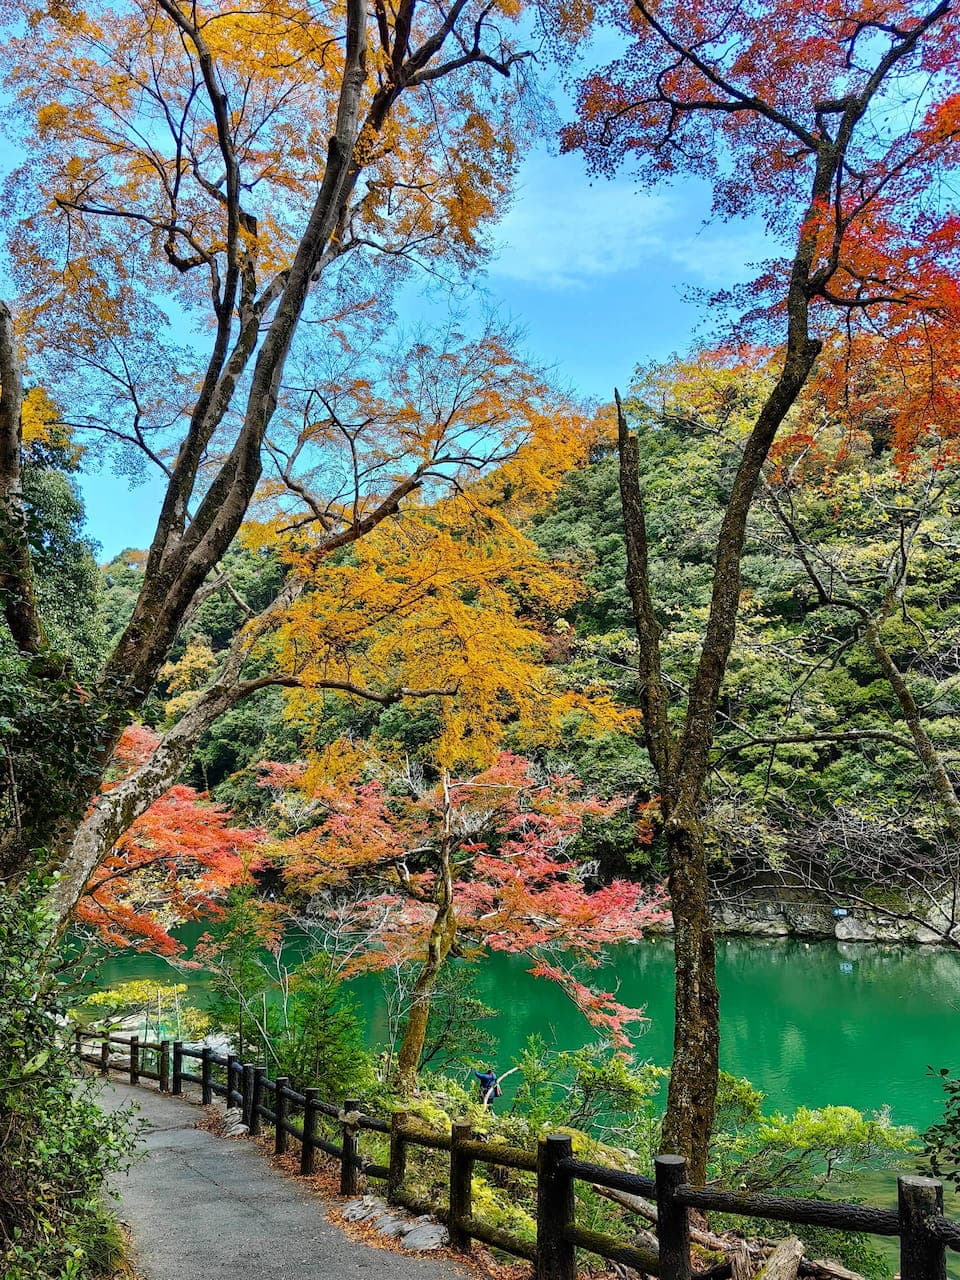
[225,326,635,769]
[275,493,634,771]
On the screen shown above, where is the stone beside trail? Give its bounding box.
[342,1196,450,1251]
[97,1080,467,1280]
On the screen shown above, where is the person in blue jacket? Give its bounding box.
[474,1067,501,1104]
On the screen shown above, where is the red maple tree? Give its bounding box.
[76,727,263,955]
[260,751,667,1084]
[564,0,960,459]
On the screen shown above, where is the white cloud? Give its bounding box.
[668,224,778,289]
[489,150,777,292]
[490,156,675,289]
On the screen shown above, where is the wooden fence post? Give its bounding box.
[226,1054,238,1106]
[387,1111,408,1206]
[449,1120,474,1253]
[74,1027,82,1059]
[274,1077,289,1156]
[536,1133,575,1280]
[899,1176,946,1280]
[171,1041,183,1095]
[129,1035,139,1085]
[99,1040,110,1076]
[159,1040,171,1093]
[656,1155,691,1280]
[340,1098,362,1196]
[249,1067,266,1137]
[300,1088,320,1176]
[241,1063,255,1129]
[201,1047,213,1105]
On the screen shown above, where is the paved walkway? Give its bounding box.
[98,1081,468,1280]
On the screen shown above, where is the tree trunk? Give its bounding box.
[2,0,374,898]
[395,899,458,1090]
[659,810,719,1187]
[864,621,960,843]
[615,141,829,1180]
[2,0,535,935]
[0,301,41,655]
[396,812,457,1092]
[757,1237,804,1280]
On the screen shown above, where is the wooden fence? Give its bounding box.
[75,1029,959,1280]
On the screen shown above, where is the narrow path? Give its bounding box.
[98,1081,469,1280]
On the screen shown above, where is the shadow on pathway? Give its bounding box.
[98,1080,471,1280]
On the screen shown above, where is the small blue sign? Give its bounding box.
[832,907,849,918]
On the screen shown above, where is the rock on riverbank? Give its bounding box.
[711,899,951,945]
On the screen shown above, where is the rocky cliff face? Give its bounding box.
[708,899,953,945]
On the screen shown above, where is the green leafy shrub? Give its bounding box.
[0,878,137,1279]
[510,1035,665,1157]
[77,980,210,1043]
[270,954,375,1098]
[921,1067,960,1189]
[418,964,496,1074]
[708,1073,915,1280]
[711,1072,916,1193]
[200,893,375,1098]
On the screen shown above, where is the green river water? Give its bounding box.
[92,931,960,1132]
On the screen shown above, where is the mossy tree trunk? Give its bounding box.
[615,141,834,1184]
[395,799,458,1092]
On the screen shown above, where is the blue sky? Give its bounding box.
[485,151,768,381]
[2,131,770,559]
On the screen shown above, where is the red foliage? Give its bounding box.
[262,751,668,1046]
[110,723,161,773]
[563,0,960,462]
[77,726,264,955]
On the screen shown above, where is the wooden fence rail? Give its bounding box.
[75,1029,956,1280]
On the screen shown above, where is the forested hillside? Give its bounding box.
[83,354,960,948]
[535,363,960,931]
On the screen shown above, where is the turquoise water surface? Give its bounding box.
[91,932,960,1131]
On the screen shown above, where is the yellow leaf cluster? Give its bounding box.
[300,738,371,794]
[158,634,218,720]
[20,385,76,454]
[627,353,777,443]
[236,331,621,767]
[271,480,633,768]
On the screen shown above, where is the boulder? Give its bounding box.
[372,1211,413,1237]
[342,1197,387,1223]
[401,1223,449,1251]
[222,1107,248,1138]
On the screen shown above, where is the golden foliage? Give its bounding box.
[273,486,634,768]
[20,387,65,447]
[158,634,218,720]
[3,0,532,364]
[236,332,630,768]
